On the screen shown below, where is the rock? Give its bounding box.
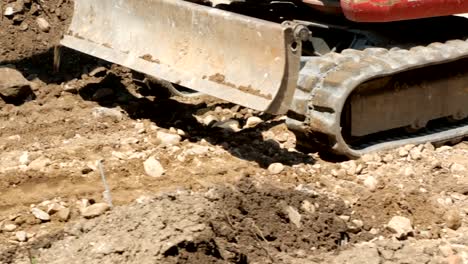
[18,151,30,165]
[340,160,357,175]
[92,88,114,100]
[143,156,165,177]
[36,17,50,32]
[28,156,51,171]
[409,147,422,160]
[0,67,33,102]
[398,148,409,158]
[92,107,123,120]
[156,131,181,146]
[214,119,240,132]
[19,22,28,31]
[47,203,64,214]
[347,219,364,233]
[331,169,346,178]
[244,116,263,128]
[4,6,15,16]
[403,166,416,177]
[15,231,27,242]
[450,163,466,174]
[301,200,316,214]
[3,224,18,232]
[57,207,71,221]
[439,244,454,257]
[446,255,462,264]
[363,176,378,191]
[382,154,394,163]
[284,206,302,228]
[202,115,218,126]
[332,245,381,264]
[387,216,413,238]
[444,209,462,230]
[81,203,110,218]
[436,145,452,152]
[268,163,284,174]
[31,208,50,221]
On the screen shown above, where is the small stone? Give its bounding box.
[347,219,364,233]
[403,166,416,177]
[331,169,347,178]
[3,224,18,232]
[363,175,378,191]
[81,203,110,218]
[268,163,284,174]
[244,116,263,128]
[450,163,466,174]
[57,207,71,221]
[4,6,15,16]
[31,208,50,221]
[301,200,316,214]
[92,88,114,100]
[92,107,123,120]
[15,231,27,242]
[445,209,462,230]
[18,151,30,165]
[156,131,181,146]
[0,67,33,102]
[339,215,350,222]
[47,202,64,214]
[436,145,453,152]
[398,148,409,157]
[202,115,218,126]
[214,119,240,132]
[19,22,28,31]
[387,216,413,238]
[143,156,165,177]
[284,206,302,228]
[439,244,454,257]
[446,255,462,264]
[36,17,50,32]
[340,160,357,175]
[383,154,394,163]
[423,142,435,152]
[28,156,51,171]
[409,148,422,160]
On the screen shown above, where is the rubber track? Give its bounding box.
[287,38,468,158]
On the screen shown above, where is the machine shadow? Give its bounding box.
[2,47,317,168]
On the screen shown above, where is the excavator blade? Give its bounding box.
[61,0,301,114]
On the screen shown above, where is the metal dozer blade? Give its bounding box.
[61,0,303,114]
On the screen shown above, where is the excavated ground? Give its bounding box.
[1,1,467,263]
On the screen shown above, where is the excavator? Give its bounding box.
[61,0,468,157]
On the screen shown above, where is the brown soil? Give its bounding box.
[1,1,467,263]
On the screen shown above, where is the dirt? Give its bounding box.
[1,1,468,263]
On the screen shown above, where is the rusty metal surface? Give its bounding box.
[61,0,300,114]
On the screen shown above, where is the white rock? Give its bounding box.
[92,107,123,120]
[409,148,422,160]
[301,200,316,214]
[445,209,462,230]
[31,208,50,221]
[18,151,30,165]
[268,163,284,174]
[244,116,263,128]
[36,17,50,32]
[156,131,181,146]
[450,163,466,174]
[28,156,51,171]
[387,216,413,238]
[143,156,165,177]
[184,145,211,156]
[398,148,409,157]
[4,6,15,16]
[3,224,18,232]
[285,206,302,228]
[436,145,452,152]
[47,202,65,214]
[363,175,378,191]
[81,203,110,218]
[57,207,71,221]
[214,119,240,132]
[15,231,27,242]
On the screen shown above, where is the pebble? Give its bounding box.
[3,224,18,232]
[36,17,50,32]
[18,151,30,165]
[268,163,284,174]
[409,147,422,160]
[403,166,416,177]
[284,206,302,228]
[156,131,181,146]
[444,209,462,230]
[92,107,123,120]
[436,145,453,152]
[57,207,71,221]
[347,219,364,233]
[398,148,409,157]
[31,208,50,221]
[0,67,33,100]
[301,200,316,214]
[450,163,466,174]
[47,202,64,214]
[363,175,378,191]
[214,119,240,132]
[4,6,15,16]
[244,116,263,128]
[202,115,218,126]
[439,244,454,257]
[387,216,413,238]
[81,203,110,218]
[143,156,165,177]
[15,231,27,242]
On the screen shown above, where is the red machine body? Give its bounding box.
[340,0,468,22]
